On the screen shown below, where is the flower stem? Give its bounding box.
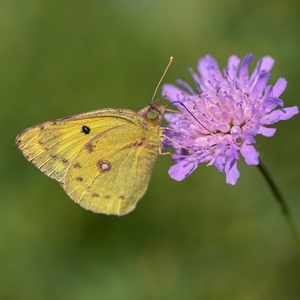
[257,159,300,249]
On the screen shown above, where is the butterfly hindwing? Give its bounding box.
[63,123,160,215]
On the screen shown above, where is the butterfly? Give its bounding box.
[16,57,173,216]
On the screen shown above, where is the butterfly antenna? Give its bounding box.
[151,57,173,104]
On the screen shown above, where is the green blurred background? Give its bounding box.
[1,0,300,299]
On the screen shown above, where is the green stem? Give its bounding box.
[257,159,300,249]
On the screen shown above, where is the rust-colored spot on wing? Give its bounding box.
[97,160,111,173]
[85,142,95,153]
[73,162,81,169]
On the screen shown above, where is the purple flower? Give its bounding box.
[162,54,298,185]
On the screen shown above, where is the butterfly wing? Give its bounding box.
[16,107,162,216]
[62,123,160,215]
[16,109,139,182]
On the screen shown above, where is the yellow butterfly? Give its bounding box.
[16,58,173,216]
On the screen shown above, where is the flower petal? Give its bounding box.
[162,84,188,109]
[239,54,254,82]
[226,55,240,79]
[262,106,299,124]
[197,55,222,84]
[251,71,272,97]
[273,78,287,98]
[240,145,259,165]
[259,56,274,72]
[258,126,276,137]
[261,97,284,113]
[189,68,201,85]
[214,155,225,172]
[177,79,196,95]
[164,113,180,123]
[250,56,274,84]
[225,160,240,185]
[168,159,197,181]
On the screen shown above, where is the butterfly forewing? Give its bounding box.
[16,109,140,182]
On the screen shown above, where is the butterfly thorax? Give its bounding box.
[135,104,164,147]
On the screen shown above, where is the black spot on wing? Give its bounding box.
[81,125,91,134]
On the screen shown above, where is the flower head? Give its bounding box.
[162,54,298,184]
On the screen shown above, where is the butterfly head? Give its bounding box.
[137,104,164,126]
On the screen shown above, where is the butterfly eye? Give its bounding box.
[147,109,159,121]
